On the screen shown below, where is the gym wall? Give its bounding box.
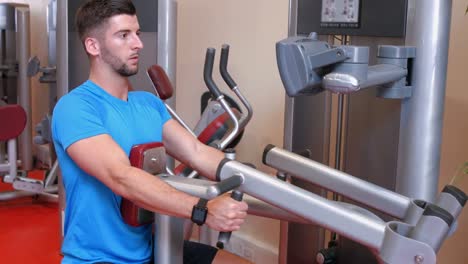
[438,1,468,262]
[176,0,288,257]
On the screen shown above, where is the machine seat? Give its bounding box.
[0,105,27,141]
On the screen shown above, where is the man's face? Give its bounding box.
[99,14,143,76]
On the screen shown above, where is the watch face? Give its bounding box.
[192,206,208,225]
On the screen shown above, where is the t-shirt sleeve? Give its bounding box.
[150,94,172,125]
[52,95,108,151]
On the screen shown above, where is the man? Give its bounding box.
[52,0,250,263]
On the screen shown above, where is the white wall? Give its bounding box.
[437,1,468,263]
[176,0,289,259]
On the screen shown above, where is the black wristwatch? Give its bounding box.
[191,198,208,226]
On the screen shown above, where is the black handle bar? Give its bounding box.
[204,48,223,99]
[220,44,238,89]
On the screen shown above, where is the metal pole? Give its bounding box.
[219,161,387,250]
[264,146,412,219]
[397,0,452,201]
[155,1,182,264]
[157,0,177,111]
[279,0,298,262]
[56,0,68,249]
[17,7,32,171]
[56,0,68,99]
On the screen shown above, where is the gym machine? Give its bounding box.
[277,0,456,263]
[135,0,464,263]
[0,2,58,202]
[0,3,33,171]
[128,39,466,262]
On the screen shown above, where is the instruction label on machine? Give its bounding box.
[320,0,360,29]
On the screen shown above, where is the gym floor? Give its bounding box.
[0,171,62,263]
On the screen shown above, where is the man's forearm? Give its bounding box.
[184,143,225,181]
[114,165,198,218]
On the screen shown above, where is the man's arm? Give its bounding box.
[67,134,198,219]
[162,119,225,180]
[162,119,249,230]
[67,132,247,231]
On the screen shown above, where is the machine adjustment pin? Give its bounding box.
[414,255,424,263]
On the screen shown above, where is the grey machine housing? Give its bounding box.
[276,33,415,98]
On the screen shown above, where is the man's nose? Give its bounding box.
[132,34,144,50]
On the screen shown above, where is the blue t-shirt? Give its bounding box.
[52,80,172,264]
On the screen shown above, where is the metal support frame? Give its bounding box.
[264,145,411,219]
[155,1,181,264]
[280,0,454,262]
[17,7,32,171]
[0,139,17,182]
[396,0,452,202]
[215,160,462,264]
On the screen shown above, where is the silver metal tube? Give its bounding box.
[156,1,180,264]
[436,192,464,220]
[145,70,196,138]
[4,139,17,182]
[154,215,184,264]
[0,190,34,200]
[37,192,59,203]
[232,87,253,131]
[164,103,197,137]
[397,0,452,201]
[157,0,177,110]
[160,174,217,199]
[161,174,309,224]
[280,1,298,263]
[56,0,68,99]
[44,185,58,193]
[17,8,32,171]
[333,93,345,203]
[218,99,239,149]
[244,194,309,224]
[44,160,59,187]
[56,0,68,248]
[264,146,412,219]
[219,161,387,250]
[0,163,11,172]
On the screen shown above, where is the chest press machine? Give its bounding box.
[120,38,467,263]
[122,132,466,264]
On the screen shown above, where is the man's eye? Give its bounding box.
[121,33,127,38]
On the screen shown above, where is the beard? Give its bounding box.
[101,45,138,77]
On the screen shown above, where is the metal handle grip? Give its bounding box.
[220,44,237,89]
[216,190,244,249]
[203,48,223,99]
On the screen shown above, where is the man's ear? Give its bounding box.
[84,37,100,56]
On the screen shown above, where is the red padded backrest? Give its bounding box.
[0,105,27,141]
[121,142,165,227]
[174,108,242,175]
[147,65,173,100]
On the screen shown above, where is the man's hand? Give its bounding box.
[205,194,248,232]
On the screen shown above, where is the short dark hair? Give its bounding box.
[75,0,136,42]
